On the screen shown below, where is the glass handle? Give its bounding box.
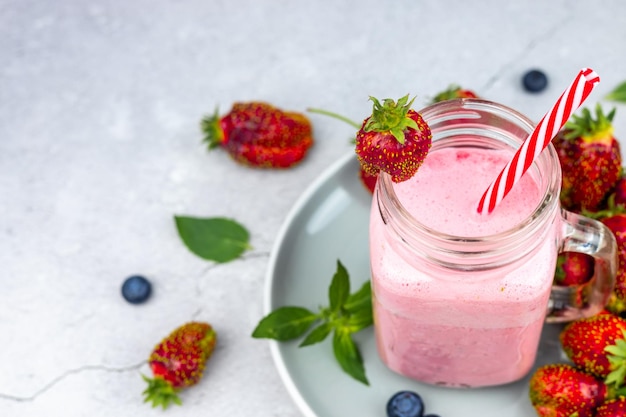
[547,209,618,323]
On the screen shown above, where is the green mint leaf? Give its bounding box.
[345,303,373,332]
[332,330,369,385]
[343,281,371,313]
[252,307,319,341]
[299,321,333,347]
[252,260,374,385]
[606,81,626,103]
[329,260,350,312]
[174,216,251,263]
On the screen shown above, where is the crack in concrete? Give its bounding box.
[192,249,271,315]
[0,361,145,403]
[481,9,574,93]
[196,250,271,277]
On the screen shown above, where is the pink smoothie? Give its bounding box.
[370,146,557,387]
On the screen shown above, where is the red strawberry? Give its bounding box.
[355,95,432,182]
[559,314,626,382]
[607,292,626,317]
[596,397,626,417]
[602,213,626,300]
[359,167,377,193]
[609,176,626,208]
[431,84,479,103]
[202,102,313,168]
[529,363,607,417]
[552,104,621,212]
[143,322,217,409]
[554,252,595,286]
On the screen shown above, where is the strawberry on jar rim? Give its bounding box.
[552,104,621,212]
[143,321,217,409]
[202,101,313,168]
[355,95,432,183]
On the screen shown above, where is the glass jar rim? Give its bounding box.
[375,99,561,264]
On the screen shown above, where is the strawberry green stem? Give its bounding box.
[201,107,224,150]
[365,95,418,144]
[142,374,182,409]
[563,103,616,141]
[307,108,361,129]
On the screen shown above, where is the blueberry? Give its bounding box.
[386,391,424,417]
[522,69,548,93]
[121,275,152,304]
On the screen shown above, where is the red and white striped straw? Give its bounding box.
[477,68,600,214]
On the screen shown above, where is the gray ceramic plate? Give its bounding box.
[264,151,565,417]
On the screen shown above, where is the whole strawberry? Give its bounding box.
[602,213,626,300]
[431,84,479,103]
[559,314,626,382]
[359,167,377,193]
[607,292,626,317]
[553,104,621,212]
[529,363,606,417]
[143,322,217,409]
[596,397,626,417]
[202,101,313,168]
[554,252,595,286]
[355,95,431,182]
[609,176,626,208]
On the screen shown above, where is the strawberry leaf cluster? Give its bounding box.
[252,260,373,385]
[563,104,615,141]
[364,95,419,144]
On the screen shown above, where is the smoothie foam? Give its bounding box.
[370,145,557,387]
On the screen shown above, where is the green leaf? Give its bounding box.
[299,321,333,347]
[252,307,319,341]
[142,375,182,409]
[606,81,626,103]
[343,281,371,313]
[332,330,369,385]
[329,260,350,312]
[174,216,251,263]
[346,303,373,332]
[251,259,374,386]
